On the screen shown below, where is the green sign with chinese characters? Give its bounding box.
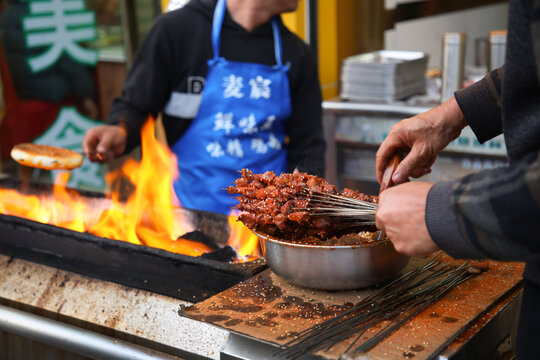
[23,0,98,73]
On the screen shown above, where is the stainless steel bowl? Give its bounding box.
[257,232,410,290]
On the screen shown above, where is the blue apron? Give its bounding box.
[171,0,291,214]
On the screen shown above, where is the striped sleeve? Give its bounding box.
[426,149,540,261]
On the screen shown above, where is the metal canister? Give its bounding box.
[489,30,507,70]
[475,38,489,68]
[441,32,466,103]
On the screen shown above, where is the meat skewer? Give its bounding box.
[296,189,378,219]
[296,154,400,220]
[227,169,379,242]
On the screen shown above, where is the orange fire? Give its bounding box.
[0,117,260,261]
[228,213,261,262]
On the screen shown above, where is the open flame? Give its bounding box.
[228,213,260,262]
[0,117,260,261]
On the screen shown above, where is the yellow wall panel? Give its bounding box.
[318,1,339,99]
[317,0,383,100]
[282,0,306,41]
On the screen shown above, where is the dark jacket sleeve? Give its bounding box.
[107,15,174,153]
[427,150,540,262]
[454,68,504,143]
[427,61,540,261]
[285,47,325,177]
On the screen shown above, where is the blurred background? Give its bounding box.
[0,0,509,193]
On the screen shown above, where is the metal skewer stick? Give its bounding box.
[277,256,473,359]
[80,151,104,161]
[278,259,446,357]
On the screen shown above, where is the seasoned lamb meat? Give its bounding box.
[227,169,378,242]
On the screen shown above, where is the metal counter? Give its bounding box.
[0,253,522,359]
[323,100,432,116]
[0,304,179,360]
[0,254,228,360]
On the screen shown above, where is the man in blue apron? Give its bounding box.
[83,0,325,215]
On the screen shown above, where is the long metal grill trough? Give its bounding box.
[0,178,266,302]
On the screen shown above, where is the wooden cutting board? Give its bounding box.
[182,254,524,359]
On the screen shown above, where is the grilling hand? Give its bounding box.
[82,125,127,163]
[376,97,467,186]
[375,181,439,256]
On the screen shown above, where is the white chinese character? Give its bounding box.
[267,133,281,150]
[239,114,258,134]
[23,0,98,73]
[214,112,235,134]
[251,138,268,154]
[223,74,244,98]
[260,115,276,131]
[249,76,272,99]
[206,141,224,158]
[226,139,244,158]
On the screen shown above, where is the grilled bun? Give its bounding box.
[11,143,83,170]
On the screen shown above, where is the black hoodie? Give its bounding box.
[108,0,325,176]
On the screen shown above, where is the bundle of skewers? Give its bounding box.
[277,254,489,358]
[296,188,378,224]
[227,155,400,243]
[227,169,380,242]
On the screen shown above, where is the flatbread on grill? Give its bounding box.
[11,143,83,170]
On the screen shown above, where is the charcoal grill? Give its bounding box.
[0,178,266,302]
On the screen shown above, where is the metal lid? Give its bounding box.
[489,30,507,44]
[442,32,466,45]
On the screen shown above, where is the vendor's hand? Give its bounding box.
[82,125,127,162]
[376,97,467,185]
[376,181,439,256]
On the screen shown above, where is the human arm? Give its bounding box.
[106,15,175,154]
[375,97,467,185]
[375,68,508,257]
[376,149,540,259]
[376,68,504,185]
[285,46,326,177]
[81,15,174,162]
[453,69,504,143]
[426,149,540,261]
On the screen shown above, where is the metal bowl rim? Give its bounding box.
[253,230,390,249]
